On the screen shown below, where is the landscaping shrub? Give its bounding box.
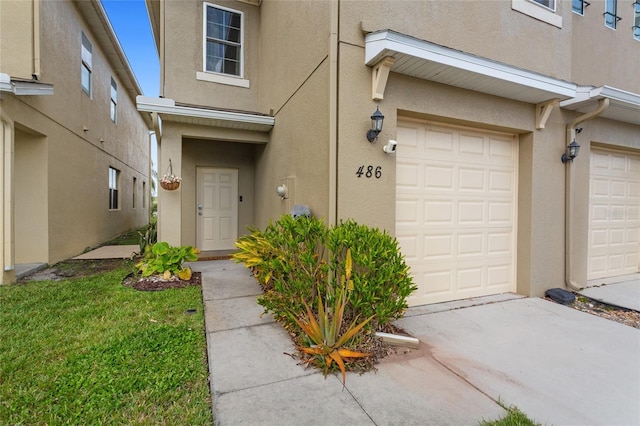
[233,215,416,334]
[234,215,328,328]
[327,220,416,330]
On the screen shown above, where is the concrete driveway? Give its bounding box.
[194,260,640,425]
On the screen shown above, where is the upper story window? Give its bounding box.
[204,4,243,77]
[81,32,92,96]
[512,0,562,28]
[110,78,117,122]
[604,0,621,29]
[634,1,640,40]
[572,0,590,15]
[531,0,555,11]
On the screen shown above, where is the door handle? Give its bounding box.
[198,204,203,210]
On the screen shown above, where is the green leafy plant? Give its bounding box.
[327,220,417,330]
[233,215,328,329]
[290,250,373,384]
[135,241,199,280]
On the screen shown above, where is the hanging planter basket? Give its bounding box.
[160,180,180,191]
[160,159,181,191]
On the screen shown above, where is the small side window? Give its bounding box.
[110,78,117,122]
[633,1,640,40]
[109,167,119,210]
[572,0,590,15]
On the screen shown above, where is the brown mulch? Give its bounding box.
[122,272,202,291]
[562,295,640,329]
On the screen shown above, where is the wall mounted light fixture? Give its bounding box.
[561,139,581,163]
[276,184,288,199]
[366,107,384,142]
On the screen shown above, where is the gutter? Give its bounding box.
[565,98,609,291]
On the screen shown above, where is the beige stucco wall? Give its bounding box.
[570,1,640,91]
[0,0,151,271]
[162,0,261,111]
[0,0,35,79]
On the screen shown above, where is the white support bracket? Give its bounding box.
[371,56,396,101]
[536,99,559,129]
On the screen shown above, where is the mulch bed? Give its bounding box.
[122,272,202,291]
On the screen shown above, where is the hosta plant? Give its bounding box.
[289,250,373,384]
[135,241,199,280]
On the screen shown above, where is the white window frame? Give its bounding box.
[110,77,117,122]
[512,0,563,28]
[81,32,92,96]
[200,3,250,87]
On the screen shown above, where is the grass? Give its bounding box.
[104,228,143,246]
[0,262,212,425]
[480,403,542,426]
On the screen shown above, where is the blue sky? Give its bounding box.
[102,0,159,97]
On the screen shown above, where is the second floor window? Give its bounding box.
[81,32,92,95]
[572,0,589,15]
[110,78,117,122]
[605,0,620,29]
[531,0,555,11]
[204,4,243,77]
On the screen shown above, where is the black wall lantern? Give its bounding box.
[366,107,384,142]
[561,139,581,163]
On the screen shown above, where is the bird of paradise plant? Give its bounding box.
[290,249,373,385]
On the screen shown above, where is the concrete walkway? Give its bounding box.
[581,274,640,312]
[194,260,640,426]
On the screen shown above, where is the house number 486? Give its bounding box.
[356,165,382,179]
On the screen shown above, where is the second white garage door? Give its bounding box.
[396,121,517,306]
[587,149,640,280]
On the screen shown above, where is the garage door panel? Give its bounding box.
[588,149,640,280]
[459,168,485,191]
[397,121,516,306]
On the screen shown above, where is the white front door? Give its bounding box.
[197,167,238,251]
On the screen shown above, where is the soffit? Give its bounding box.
[365,30,577,105]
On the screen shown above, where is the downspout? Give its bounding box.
[565,98,609,290]
[328,0,339,227]
[32,0,41,79]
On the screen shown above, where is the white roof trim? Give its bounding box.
[365,30,577,104]
[136,96,274,132]
[0,73,54,96]
[560,86,640,126]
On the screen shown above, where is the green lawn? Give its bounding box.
[0,263,212,425]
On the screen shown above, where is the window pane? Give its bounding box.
[110,101,116,122]
[206,41,240,75]
[605,0,617,28]
[532,0,555,10]
[572,0,584,14]
[205,5,242,76]
[81,64,91,94]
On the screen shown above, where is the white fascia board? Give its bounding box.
[0,73,54,95]
[0,73,11,93]
[365,30,577,99]
[561,85,640,108]
[136,96,275,127]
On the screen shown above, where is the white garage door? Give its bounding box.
[587,149,640,280]
[396,121,517,306]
